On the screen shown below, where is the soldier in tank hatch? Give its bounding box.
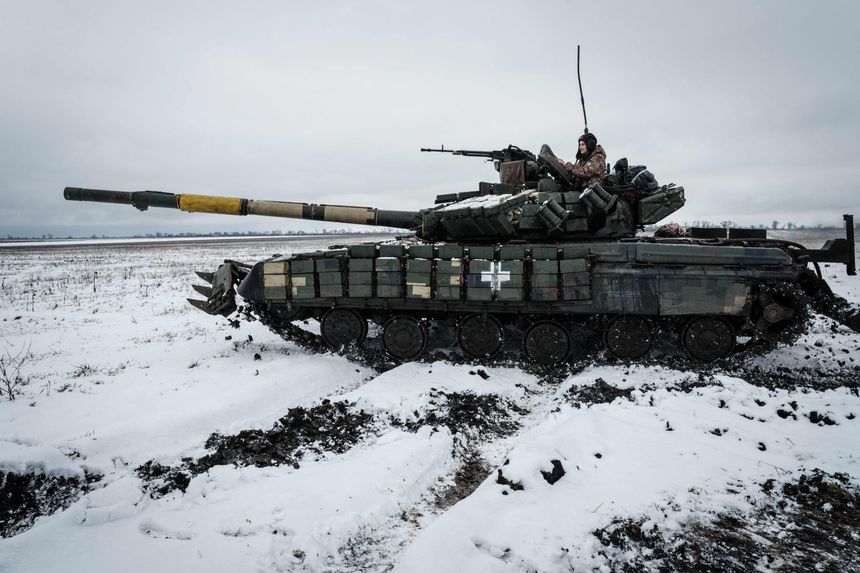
[556,132,607,191]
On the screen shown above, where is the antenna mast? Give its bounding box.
[577,45,588,134]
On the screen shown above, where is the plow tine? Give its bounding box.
[192,284,213,297]
[187,298,218,314]
[195,271,215,283]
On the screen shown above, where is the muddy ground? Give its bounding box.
[593,470,860,573]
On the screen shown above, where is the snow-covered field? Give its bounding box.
[1,233,859,572]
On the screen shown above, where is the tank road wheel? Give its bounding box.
[603,315,653,361]
[524,320,571,366]
[383,316,427,361]
[320,308,367,350]
[458,314,504,359]
[682,316,735,362]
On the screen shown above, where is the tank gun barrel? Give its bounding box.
[63,187,421,230]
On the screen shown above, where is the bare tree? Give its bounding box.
[0,343,32,401]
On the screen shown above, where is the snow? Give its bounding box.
[1,234,858,572]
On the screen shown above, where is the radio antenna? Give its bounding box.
[577,45,588,134]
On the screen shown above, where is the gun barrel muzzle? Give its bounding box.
[64,187,135,205]
[63,187,181,211]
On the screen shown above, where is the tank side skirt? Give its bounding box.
[274,263,797,317]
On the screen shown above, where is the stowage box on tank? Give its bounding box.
[63,143,858,365]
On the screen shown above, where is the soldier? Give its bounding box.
[557,132,606,191]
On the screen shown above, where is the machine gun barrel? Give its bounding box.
[63,187,421,230]
[421,147,500,159]
[420,145,536,163]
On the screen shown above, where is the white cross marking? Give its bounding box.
[480,261,511,293]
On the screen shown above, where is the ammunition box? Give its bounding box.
[561,245,589,259]
[317,272,343,285]
[379,244,405,257]
[406,258,432,273]
[375,271,402,285]
[290,273,315,287]
[349,285,373,298]
[348,245,376,258]
[375,257,401,272]
[408,245,434,259]
[468,246,495,259]
[466,288,492,301]
[405,272,431,285]
[319,284,343,298]
[291,285,316,298]
[376,284,402,298]
[435,259,463,274]
[348,258,374,272]
[264,286,287,300]
[531,274,558,288]
[263,274,288,287]
[437,245,464,259]
[532,260,559,274]
[406,284,432,299]
[531,246,558,259]
[499,245,525,260]
[315,258,341,272]
[435,286,461,300]
[348,272,373,285]
[531,287,559,301]
[560,258,588,273]
[496,287,524,301]
[263,261,287,274]
[436,273,462,286]
[291,260,315,274]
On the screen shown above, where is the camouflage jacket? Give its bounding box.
[562,144,606,190]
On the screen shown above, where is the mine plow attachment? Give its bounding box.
[187,260,251,316]
[788,214,857,276]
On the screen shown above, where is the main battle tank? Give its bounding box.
[63,144,858,365]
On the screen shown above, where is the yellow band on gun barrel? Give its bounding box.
[178,194,245,215]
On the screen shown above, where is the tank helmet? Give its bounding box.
[578,132,597,153]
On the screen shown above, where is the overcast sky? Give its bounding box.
[1,0,858,237]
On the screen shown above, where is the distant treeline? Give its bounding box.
[681,220,856,231]
[646,220,858,232]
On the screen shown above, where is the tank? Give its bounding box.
[63,144,858,365]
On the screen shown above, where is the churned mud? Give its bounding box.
[567,377,635,406]
[137,399,375,497]
[592,470,860,573]
[397,389,525,440]
[1,470,101,538]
